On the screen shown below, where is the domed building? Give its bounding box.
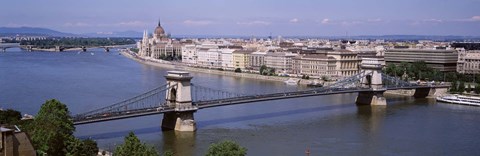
[138,20,182,60]
[153,21,168,42]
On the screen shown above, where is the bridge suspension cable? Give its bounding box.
[381,73,416,88]
[73,83,173,121]
[191,83,246,102]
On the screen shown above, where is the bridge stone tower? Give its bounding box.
[162,71,197,132]
[356,58,387,106]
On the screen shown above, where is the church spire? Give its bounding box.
[158,19,161,27]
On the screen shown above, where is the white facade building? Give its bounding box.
[182,44,198,64]
[197,47,222,68]
[221,49,235,70]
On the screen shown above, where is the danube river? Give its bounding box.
[1,48,480,155]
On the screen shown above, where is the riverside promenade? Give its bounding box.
[120,50,299,84]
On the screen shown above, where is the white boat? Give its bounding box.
[436,94,480,106]
[284,78,299,85]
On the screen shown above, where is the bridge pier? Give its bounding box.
[356,90,387,106]
[162,111,196,131]
[161,71,197,132]
[413,87,436,98]
[356,58,387,106]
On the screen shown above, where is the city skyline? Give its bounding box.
[1,0,480,36]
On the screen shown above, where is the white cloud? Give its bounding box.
[183,20,213,26]
[64,21,148,28]
[118,21,148,27]
[321,18,330,24]
[455,16,480,22]
[289,18,299,23]
[64,22,91,27]
[470,16,480,21]
[237,20,271,26]
[367,18,383,22]
[423,19,443,23]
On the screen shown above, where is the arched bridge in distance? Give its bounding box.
[72,58,450,131]
[0,43,20,51]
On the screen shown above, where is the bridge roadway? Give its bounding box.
[0,43,20,50]
[73,84,449,125]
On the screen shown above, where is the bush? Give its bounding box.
[458,81,466,93]
[321,75,329,81]
[475,83,480,94]
[114,132,159,156]
[0,109,22,125]
[234,68,242,73]
[206,140,247,156]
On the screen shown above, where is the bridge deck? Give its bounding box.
[73,85,448,125]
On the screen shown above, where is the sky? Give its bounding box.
[1,0,480,36]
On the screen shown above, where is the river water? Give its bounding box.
[1,48,479,155]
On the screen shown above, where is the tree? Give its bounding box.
[450,81,457,93]
[0,109,22,125]
[259,65,268,75]
[206,140,247,156]
[475,83,480,94]
[445,72,457,82]
[66,137,98,156]
[234,68,242,73]
[31,99,75,156]
[385,64,398,77]
[114,132,159,156]
[467,84,472,93]
[321,75,330,81]
[163,151,174,156]
[458,81,466,93]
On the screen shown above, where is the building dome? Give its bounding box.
[154,21,165,38]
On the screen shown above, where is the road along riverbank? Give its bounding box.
[120,51,315,84]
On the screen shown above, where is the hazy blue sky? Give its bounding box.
[1,0,479,36]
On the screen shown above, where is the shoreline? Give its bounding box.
[120,51,310,84]
[119,51,447,97]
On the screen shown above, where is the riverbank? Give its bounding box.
[120,51,316,84]
[384,88,449,97]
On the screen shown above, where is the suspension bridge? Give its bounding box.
[72,58,449,131]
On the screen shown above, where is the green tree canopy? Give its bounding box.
[234,68,242,73]
[450,81,458,93]
[474,83,480,94]
[31,99,75,156]
[0,109,22,125]
[259,65,268,75]
[205,140,247,156]
[385,64,399,77]
[458,81,466,93]
[66,137,99,156]
[114,132,159,156]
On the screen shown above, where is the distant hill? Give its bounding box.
[0,27,77,37]
[81,31,142,38]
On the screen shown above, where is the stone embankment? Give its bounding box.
[121,51,316,84]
